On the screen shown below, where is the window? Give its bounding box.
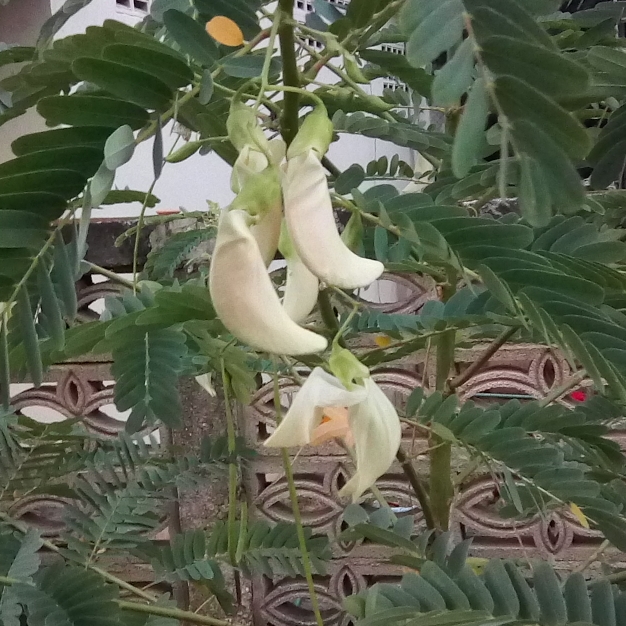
[295,0,313,11]
[303,36,324,50]
[380,44,405,55]
[382,80,408,92]
[116,0,150,13]
[328,0,349,5]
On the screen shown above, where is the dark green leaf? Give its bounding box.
[72,57,172,111]
[37,95,150,129]
[222,54,281,78]
[335,164,365,193]
[480,35,590,97]
[495,75,591,160]
[102,42,193,90]
[11,126,113,156]
[163,9,218,67]
[432,39,475,107]
[452,77,488,178]
[406,0,464,68]
[346,0,381,28]
[511,120,585,212]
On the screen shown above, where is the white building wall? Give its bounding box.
[1,0,417,217]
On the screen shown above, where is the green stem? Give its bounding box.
[277,0,301,145]
[396,447,435,529]
[132,177,158,293]
[255,13,281,111]
[85,262,136,291]
[221,360,239,566]
[448,327,517,392]
[0,312,9,411]
[429,329,456,531]
[273,366,324,626]
[317,288,340,341]
[267,83,324,107]
[538,370,586,407]
[136,86,199,144]
[118,601,229,626]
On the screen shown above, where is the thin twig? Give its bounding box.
[273,364,325,626]
[538,370,586,407]
[448,327,518,392]
[396,446,435,530]
[221,361,239,566]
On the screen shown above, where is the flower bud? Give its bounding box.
[286,105,334,159]
[227,100,270,154]
[329,344,369,390]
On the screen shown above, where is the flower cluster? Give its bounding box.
[209,103,398,500]
[209,103,384,356]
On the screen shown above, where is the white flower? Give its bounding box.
[209,209,328,356]
[264,368,401,501]
[230,147,282,267]
[283,150,384,289]
[279,222,319,323]
[282,251,319,323]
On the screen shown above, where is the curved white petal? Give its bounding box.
[264,368,367,448]
[231,148,282,266]
[268,138,287,166]
[339,378,401,501]
[250,201,282,267]
[231,146,269,193]
[283,151,384,289]
[209,210,327,356]
[282,252,319,322]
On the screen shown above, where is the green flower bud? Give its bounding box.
[287,105,334,159]
[227,100,270,154]
[340,212,364,253]
[344,53,368,84]
[329,344,370,390]
[230,165,281,217]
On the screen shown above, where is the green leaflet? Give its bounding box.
[37,95,150,129]
[72,57,173,111]
[405,0,464,68]
[431,38,475,107]
[480,36,590,97]
[452,77,489,178]
[163,9,218,67]
[495,75,591,160]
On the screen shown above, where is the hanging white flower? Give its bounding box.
[279,222,319,323]
[264,367,401,501]
[283,149,384,290]
[209,209,328,356]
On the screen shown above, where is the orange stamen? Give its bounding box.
[311,407,351,446]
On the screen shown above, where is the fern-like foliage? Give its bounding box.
[143,227,215,280]
[61,432,243,561]
[101,291,188,433]
[147,520,331,582]
[11,564,121,626]
[0,530,42,626]
[404,391,626,549]
[0,413,91,501]
[345,534,626,626]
